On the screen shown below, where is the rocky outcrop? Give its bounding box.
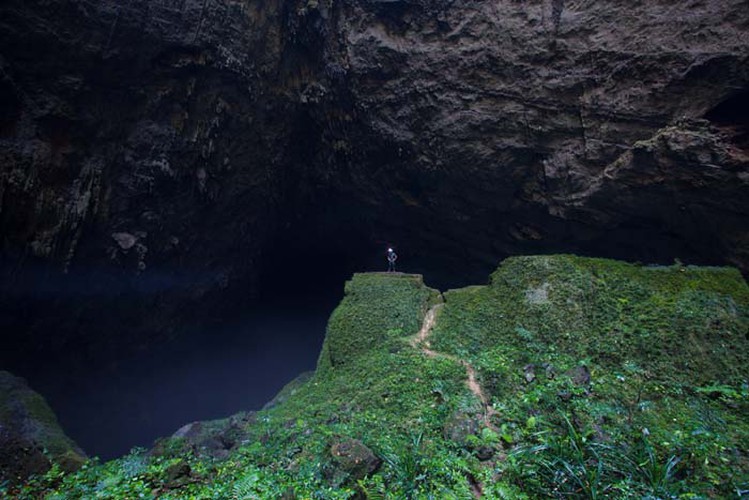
[0,0,747,364]
[0,371,86,483]
[151,371,312,460]
[157,411,256,460]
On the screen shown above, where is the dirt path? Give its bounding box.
[412,304,499,428]
[413,303,441,347]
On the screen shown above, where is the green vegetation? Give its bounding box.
[5,256,748,499]
[431,255,749,498]
[318,273,438,373]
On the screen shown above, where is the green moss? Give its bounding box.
[0,371,84,463]
[11,256,749,499]
[433,255,748,387]
[430,255,749,497]
[318,272,436,373]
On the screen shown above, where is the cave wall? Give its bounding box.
[0,0,321,362]
[0,0,747,363]
[334,0,749,268]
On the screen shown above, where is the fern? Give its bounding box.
[357,479,386,500]
[232,469,262,500]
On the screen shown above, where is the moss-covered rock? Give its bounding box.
[153,411,256,461]
[317,272,437,373]
[0,427,50,485]
[263,371,314,411]
[431,255,749,497]
[0,371,86,484]
[434,255,749,387]
[442,409,481,447]
[329,437,381,481]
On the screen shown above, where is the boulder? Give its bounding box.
[443,410,481,446]
[523,364,537,384]
[566,365,592,387]
[153,411,255,460]
[263,372,314,411]
[329,438,381,481]
[0,371,86,483]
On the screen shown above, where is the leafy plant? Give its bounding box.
[381,432,428,497]
[634,437,682,497]
[232,468,263,499]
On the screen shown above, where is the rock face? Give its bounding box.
[0,371,86,483]
[0,0,301,364]
[0,0,747,362]
[337,0,749,267]
[160,411,256,460]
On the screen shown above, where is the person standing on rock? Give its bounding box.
[387,248,398,273]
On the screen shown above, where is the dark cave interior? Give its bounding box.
[705,88,749,149]
[2,207,496,459]
[2,156,740,459]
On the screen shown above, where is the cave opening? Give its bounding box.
[9,252,353,460]
[704,89,749,150]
